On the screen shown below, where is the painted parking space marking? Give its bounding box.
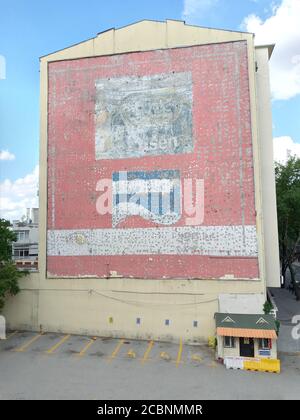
[191,354,203,363]
[176,338,183,367]
[141,340,154,364]
[151,341,178,362]
[45,334,70,354]
[0,332,33,351]
[6,331,18,340]
[160,351,171,361]
[1,332,218,368]
[13,333,44,353]
[185,344,213,365]
[107,339,124,362]
[76,338,97,357]
[127,349,136,358]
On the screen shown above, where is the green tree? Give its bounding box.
[275,156,300,300]
[0,219,17,261]
[0,218,28,312]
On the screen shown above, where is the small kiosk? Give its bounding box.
[215,313,280,373]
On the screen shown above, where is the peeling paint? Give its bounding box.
[47,225,257,257]
[47,41,258,279]
[95,72,193,159]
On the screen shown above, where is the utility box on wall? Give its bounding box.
[47,40,259,280]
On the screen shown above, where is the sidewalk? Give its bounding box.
[269,287,300,354]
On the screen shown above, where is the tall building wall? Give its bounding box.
[3,21,280,342]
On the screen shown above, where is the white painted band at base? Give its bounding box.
[47,225,258,257]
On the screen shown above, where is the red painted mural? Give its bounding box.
[47,41,259,279]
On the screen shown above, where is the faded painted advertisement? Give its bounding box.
[48,225,257,257]
[112,170,181,227]
[95,72,193,159]
[47,41,259,279]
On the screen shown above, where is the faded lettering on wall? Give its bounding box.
[95,72,193,159]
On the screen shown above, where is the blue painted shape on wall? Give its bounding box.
[112,170,181,227]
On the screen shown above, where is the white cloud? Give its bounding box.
[182,0,219,21]
[242,0,300,100]
[0,150,15,161]
[273,136,300,162]
[0,165,39,221]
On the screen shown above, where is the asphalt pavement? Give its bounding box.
[0,331,300,400]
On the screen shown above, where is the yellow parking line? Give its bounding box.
[141,340,154,364]
[6,331,18,340]
[46,334,70,354]
[107,339,124,362]
[176,338,183,367]
[14,333,43,352]
[76,338,96,357]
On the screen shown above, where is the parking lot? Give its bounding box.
[0,331,215,366]
[0,331,300,399]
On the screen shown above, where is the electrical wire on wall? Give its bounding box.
[19,287,219,308]
[90,289,219,308]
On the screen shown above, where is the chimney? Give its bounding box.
[26,208,31,223]
[32,208,39,224]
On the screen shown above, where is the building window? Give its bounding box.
[14,249,29,258]
[259,338,270,350]
[17,231,29,242]
[224,336,235,348]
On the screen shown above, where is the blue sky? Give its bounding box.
[0,0,300,219]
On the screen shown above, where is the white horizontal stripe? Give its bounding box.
[113,179,179,194]
[47,225,258,257]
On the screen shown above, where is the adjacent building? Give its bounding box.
[215,312,280,372]
[12,208,39,271]
[3,20,280,343]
